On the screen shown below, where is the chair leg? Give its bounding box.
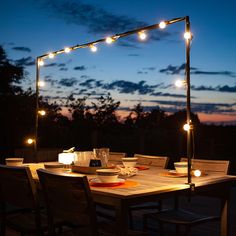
[159,222,164,236]
[143,215,148,232]
[129,209,134,229]
[184,226,191,236]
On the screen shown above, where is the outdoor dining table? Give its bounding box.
[27,163,236,236]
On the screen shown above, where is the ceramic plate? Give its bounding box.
[89,178,125,187]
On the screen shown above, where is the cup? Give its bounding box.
[96,169,120,183]
[93,148,109,167]
[174,162,188,173]
[122,157,138,168]
[74,151,92,166]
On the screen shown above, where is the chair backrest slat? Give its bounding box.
[0,164,38,209]
[37,169,97,231]
[180,158,230,174]
[134,154,169,168]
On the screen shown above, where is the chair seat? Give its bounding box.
[144,209,220,225]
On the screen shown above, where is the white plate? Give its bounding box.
[90,178,125,184]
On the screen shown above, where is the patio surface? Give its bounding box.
[5,186,236,235]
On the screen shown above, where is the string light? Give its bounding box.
[26,138,34,145]
[175,79,186,88]
[105,37,114,44]
[38,110,46,116]
[138,31,147,40]
[183,123,191,131]
[38,60,44,66]
[90,44,97,52]
[159,21,167,29]
[48,53,55,59]
[38,81,45,87]
[64,47,71,53]
[184,31,192,40]
[193,169,201,177]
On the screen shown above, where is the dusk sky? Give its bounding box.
[1,0,236,124]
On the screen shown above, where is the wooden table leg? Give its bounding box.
[115,199,129,236]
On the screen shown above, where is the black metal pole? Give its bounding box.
[185,16,193,185]
[34,58,40,163]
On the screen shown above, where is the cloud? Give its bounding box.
[14,57,35,66]
[150,92,187,98]
[159,63,236,77]
[191,85,236,93]
[159,63,186,75]
[192,70,236,77]
[79,79,96,89]
[59,67,68,71]
[12,46,31,52]
[39,0,170,43]
[44,62,58,67]
[74,65,87,71]
[59,77,78,87]
[138,99,236,114]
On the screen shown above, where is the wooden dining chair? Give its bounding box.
[134,154,169,168]
[143,158,230,236]
[0,164,48,236]
[126,154,169,229]
[37,168,146,236]
[37,168,99,236]
[108,152,126,163]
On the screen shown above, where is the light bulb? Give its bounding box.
[105,37,114,44]
[38,60,44,66]
[193,169,201,177]
[38,110,46,116]
[38,81,45,87]
[90,45,97,52]
[138,31,147,40]
[183,123,191,131]
[26,138,34,145]
[175,80,185,88]
[159,21,166,29]
[48,53,54,59]
[184,32,192,40]
[64,47,71,53]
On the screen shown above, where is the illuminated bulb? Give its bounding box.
[193,169,201,177]
[183,123,191,131]
[38,81,45,87]
[26,138,34,145]
[105,37,114,44]
[38,60,44,66]
[138,31,147,40]
[38,110,46,116]
[64,47,71,53]
[184,31,192,40]
[90,45,97,52]
[48,53,54,59]
[159,21,166,29]
[175,80,185,88]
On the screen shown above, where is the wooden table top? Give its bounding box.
[26,163,236,199]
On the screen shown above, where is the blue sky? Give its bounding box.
[1,0,236,124]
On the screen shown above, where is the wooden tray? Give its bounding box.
[71,165,114,174]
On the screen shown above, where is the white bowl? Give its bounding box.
[174,162,188,173]
[5,158,24,166]
[96,169,120,183]
[122,157,138,168]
